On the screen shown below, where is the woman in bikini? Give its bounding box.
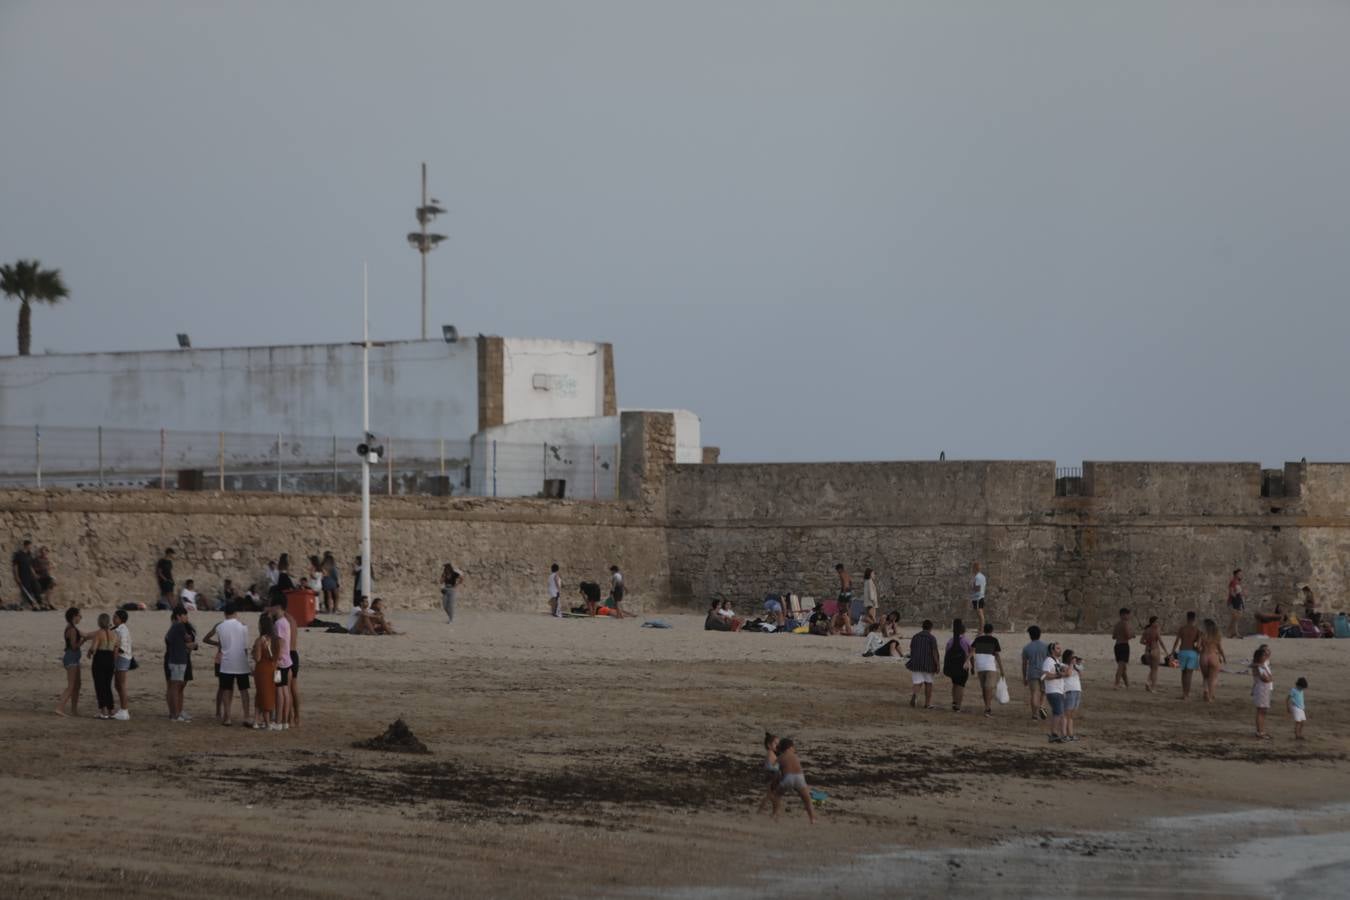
[56,607,89,716]
[87,613,120,720]
[1142,615,1166,693]
[1198,618,1226,702]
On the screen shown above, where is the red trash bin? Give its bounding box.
[284,589,317,628]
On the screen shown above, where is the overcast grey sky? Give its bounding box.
[2,1,1347,465]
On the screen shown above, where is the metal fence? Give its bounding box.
[0,425,619,500]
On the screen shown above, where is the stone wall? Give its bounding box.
[6,452,1350,629]
[664,460,1350,630]
[0,489,667,614]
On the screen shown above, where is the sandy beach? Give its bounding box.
[2,607,1348,898]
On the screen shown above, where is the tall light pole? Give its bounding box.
[407,162,447,340]
[361,263,373,601]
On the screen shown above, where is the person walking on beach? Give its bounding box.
[1041,641,1067,743]
[1063,649,1083,741]
[1112,608,1133,689]
[252,613,278,730]
[56,607,87,716]
[943,618,973,712]
[112,609,133,720]
[154,548,176,610]
[87,613,119,719]
[1141,615,1166,693]
[1250,644,1274,740]
[204,603,251,727]
[971,623,1004,718]
[1227,568,1245,638]
[1287,677,1308,741]
[548,563,563,618]
[440,562,462,623]
[906,620,941,709]
[1199,618,1226,702]
[861,568,879,623]
[1170,611,1201,700]
[607,565,630,618]
[834,564,853,617]
[1022,625,1049,720]
[771,737,816,824]
[164,606,197,722]
[969,562,988,631]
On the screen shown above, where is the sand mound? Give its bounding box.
[353,718,430,754]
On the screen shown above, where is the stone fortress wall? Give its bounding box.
[3,411,1348,629]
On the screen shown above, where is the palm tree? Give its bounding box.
[0,259,70,356]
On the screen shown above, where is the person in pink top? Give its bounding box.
[268,598,293,731]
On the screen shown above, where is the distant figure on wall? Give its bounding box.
[154,548,176,610]
[1227,569,1245,638]
[969,562,988,631]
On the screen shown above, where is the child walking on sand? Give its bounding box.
[1250,644,1274,740]
[771,737,816,824]
[756,732,780,814]
[1287,677,1308,741]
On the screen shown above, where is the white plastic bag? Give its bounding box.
[995,677,1010,705]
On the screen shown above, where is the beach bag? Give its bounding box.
[995,677,1010,705]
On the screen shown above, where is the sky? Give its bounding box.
[2,1,1348,466]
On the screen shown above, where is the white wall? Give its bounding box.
[0,340,478,441]
[470,416,620,499]
[500,338,607,424]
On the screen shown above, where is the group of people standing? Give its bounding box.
[55,597,304,730]
[10,538,57,609]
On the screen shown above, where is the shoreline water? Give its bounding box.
[645,803,1350,899]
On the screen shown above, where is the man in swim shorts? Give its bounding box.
[1170,610,1202,700]
[1111,608,1133,689]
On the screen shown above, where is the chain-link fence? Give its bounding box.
[0,425,619,500]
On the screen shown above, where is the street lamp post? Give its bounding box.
[407,162,447,340]
[361,263,373,601]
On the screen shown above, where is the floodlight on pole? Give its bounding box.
[406,162,448,340]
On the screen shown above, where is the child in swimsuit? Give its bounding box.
[1287,677,1308,741]
[771,738,816,824]
[757,732,780,814]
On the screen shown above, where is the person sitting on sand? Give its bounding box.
[368,598,399,635]
[831,602,853,636]
[808,602,832,636]
[717,599,745,630]
[880,611,901,638]
[771,737,815,824]
[757,732,781,814]
[705,599,738,632]
[862,622,904,658]
[348,596,377,634]
[763,595,787,629]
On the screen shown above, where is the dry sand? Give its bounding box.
[2,607,1348,898]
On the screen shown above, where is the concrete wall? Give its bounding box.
[0,340,479,441]
[500,338,611,424]
[0,489,667,614]
[469,417,621,500]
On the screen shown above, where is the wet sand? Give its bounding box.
[1,608,1347,898]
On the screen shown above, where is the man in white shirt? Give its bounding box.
[179,579,200,611]
[970,562,988,631]
[548,563,563,618]
[204,602,251,726]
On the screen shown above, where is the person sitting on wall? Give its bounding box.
[578,581,603,617]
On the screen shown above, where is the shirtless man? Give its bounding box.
[834,563,853,613]
[1112,608,1133,689]
[1170,611,1201,700]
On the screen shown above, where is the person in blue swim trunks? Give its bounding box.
[1170,610,1202,700]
